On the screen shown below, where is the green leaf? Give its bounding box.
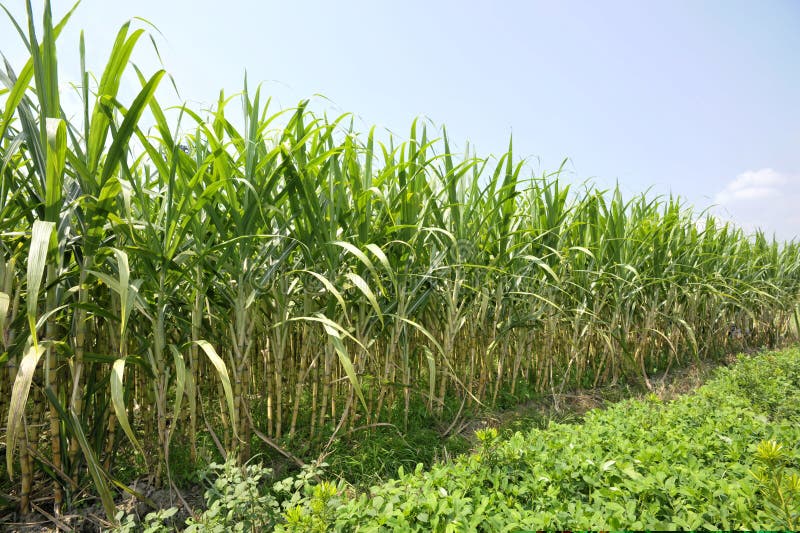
[98,69,166,186]
[68,410,118,524]
[44,117,67,223]
[324,323,368,414]
[168,344,187,447]
[26,220,54,346]
[0,291,9,335]
[622,466,642,480]
[112,249,133,338]
[5,344,44,479]
[345,272,383,323]
[195,340,238,440]
[111,358,145,458]
[0,1,79,142]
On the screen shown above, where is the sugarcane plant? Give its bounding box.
[1,0,799,525]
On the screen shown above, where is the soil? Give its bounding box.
[455,350,743,441]
[0,478,205,532]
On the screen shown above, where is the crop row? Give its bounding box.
[1,3,799,521]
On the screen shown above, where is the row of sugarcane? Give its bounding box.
[1,1,799,522]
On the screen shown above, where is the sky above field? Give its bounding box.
[4,0,799,241]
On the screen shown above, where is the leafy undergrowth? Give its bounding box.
[282,347,800,531]
[319,350,726,492]
[120,347,800,531]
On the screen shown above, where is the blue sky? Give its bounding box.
[4,0,799,240]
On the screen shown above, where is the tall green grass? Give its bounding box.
[1,1,799,522]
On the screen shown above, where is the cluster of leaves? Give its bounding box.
[277,348,800,531]
[113,459,340,532]
[750,439,800,529]
[729,351,800,421]
[183,460,283,532]
[116,507,178,533]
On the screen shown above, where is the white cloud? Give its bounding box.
[729,168,787,190]
[712,168,800,242]
[714,168,788,204]
[730,186,778,200]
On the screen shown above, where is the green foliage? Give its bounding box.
[283,347,800,531]
[750,440,800,529]
[275,481,343,532]
[115,507,178,533]
[322,425,470,489]
[175,459,336,532]
[184,459,281,532]
[2,0,800,520]
[728,351,800,421]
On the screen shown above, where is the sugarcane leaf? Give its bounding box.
[423,346,436,404]
[0,291,9,334]
[345,272,383,323]
[0,1,79,142]
[112,249,132,338]
[323,323,368,414]
[68,410,117,524]
[98,69,165,186]
[676,318,699,361]
[288,314,367,351]
[168,344,186,447]
[27,220,54,344]
[296,269,347,317]
[87,23,143,172]
[44,117,66,223]
[111,358,145,458]
[333,241,378,279]
[195,340,238,440]
[5,344,44,479]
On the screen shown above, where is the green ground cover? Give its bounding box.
[152,347,798,532]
